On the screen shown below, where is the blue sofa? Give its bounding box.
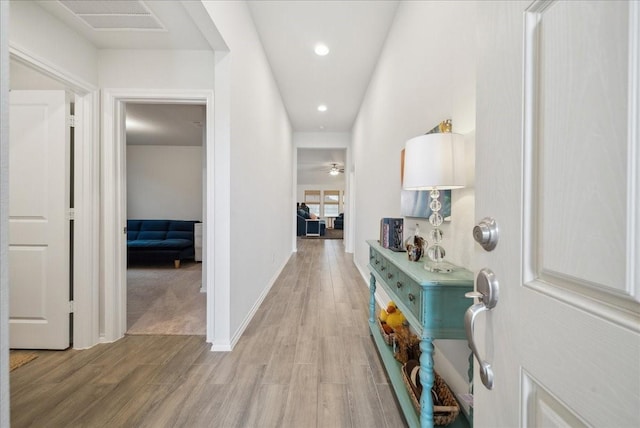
[127,219,200,268]
[296,210,326,236]
[334,213,344,230]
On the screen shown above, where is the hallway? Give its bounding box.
[10,239,406,427]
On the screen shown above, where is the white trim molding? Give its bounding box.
[100,89,220,346]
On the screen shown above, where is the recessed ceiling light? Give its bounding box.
[314,43,330,56]
[317,104,328,112]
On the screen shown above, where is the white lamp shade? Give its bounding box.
[403,133,466,190]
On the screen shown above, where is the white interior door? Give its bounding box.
[474,1,639,426]
[9,90,70,350]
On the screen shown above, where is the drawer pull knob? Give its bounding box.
[381,266,386,271]
[396,281,403,289]
[375,260,380,265]
[408,293,415,302]
[387,273,393,279]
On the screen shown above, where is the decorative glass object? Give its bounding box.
[405,224,426,262]
[425,189,451,272]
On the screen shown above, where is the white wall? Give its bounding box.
[352,0,477,412]
[9,0,98,87]
[294,131,351,148]
[203,1,293,341]
[99,50,214,88]
[127,146,203,220]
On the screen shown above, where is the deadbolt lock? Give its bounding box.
[473,217,499,251]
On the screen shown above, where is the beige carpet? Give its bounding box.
[127,261,206,335]
[10,351,38,372]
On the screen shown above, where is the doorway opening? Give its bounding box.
[124,103,206,335]
[296,148,347,241]
[101,89,215,342]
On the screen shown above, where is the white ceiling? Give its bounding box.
[126,103,205,147]
[248,0,399,132]
[13,1,398,179]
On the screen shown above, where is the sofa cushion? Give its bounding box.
[137,231,167,240]
[166,221,196,240]
[140,220,171,231]
[127,238,193,250]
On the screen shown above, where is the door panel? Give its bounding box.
[537,0,628,295]
[474,1,639,427]
[9,90,70,350]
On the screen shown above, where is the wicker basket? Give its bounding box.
[393,325,421,364]
[401,360,460,426]
[377,318,395,346]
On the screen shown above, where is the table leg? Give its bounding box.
[419,337,435,428]
[369,273,377,324]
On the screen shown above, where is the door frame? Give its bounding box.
[101,89,215,344]
[8,45,100,350]
[292,144,353,253]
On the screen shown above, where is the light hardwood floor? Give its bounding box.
[10,238,406,427]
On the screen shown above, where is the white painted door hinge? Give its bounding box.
[67,208,75,221]
[69,300,74,313]
[67,115,76,128]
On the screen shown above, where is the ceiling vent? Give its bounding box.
[58,0,165,31]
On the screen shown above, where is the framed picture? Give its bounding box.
[401,189,451,220]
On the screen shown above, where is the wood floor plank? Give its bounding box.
[347,363,388,427]
[30,381,115,427]
[319,382,352,427]
[262,334,297,384]
[245,384,289,428]
[105,383,175,427]
[281,363,319,427]
[210,363,267,427]
[378,382,410,427]
[71,364,161,426]
[171,383,227,427]
[294,329,319,365]
[149,335,209,384]
[319,336,347,384]
[11,364,106,427]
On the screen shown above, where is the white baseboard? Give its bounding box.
[226,253,291,350]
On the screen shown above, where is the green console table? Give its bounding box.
[367,240,473,428]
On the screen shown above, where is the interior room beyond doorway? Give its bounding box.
[125,103,206,335]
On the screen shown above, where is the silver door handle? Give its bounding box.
[465,268,499,389]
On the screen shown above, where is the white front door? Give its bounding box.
[9,90,71,350]
[474,1,639,426]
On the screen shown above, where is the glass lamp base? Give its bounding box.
[423,260,455,273]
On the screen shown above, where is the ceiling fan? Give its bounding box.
[328,163,345,176]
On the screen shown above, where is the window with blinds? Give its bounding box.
[324,190,340,217]
[304,190,321,216]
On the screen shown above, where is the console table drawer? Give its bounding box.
[402,277,422,323]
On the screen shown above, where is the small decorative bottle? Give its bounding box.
[405,224,426,262]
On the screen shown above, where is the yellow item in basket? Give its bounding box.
[379,300,398,323]
[386,307,405,330]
